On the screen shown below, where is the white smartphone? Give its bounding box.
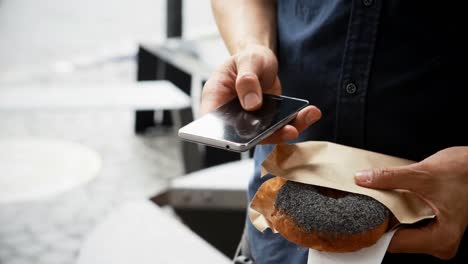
[178,94,309,152]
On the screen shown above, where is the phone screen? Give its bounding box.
[179,94,308,147]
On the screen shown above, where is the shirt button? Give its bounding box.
[362,0,373,7]
[345,83,357,95]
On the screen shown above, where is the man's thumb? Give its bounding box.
[234,47,277,111]
[236,73,263,111]
[354,165,424,191]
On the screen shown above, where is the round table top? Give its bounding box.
[0,138,101,203]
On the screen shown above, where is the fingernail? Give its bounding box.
[243,92,260,109]
[355,170,373,183]
[306,111,317,125]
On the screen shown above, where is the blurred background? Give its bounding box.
[0,1,251,263]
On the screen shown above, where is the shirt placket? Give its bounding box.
[335,0,382,148]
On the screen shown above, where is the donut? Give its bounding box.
[271,180,391,252]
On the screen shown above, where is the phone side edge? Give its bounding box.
[178,130,250,152]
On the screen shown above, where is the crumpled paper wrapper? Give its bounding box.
[248,141,435,263]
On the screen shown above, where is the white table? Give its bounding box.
[77,200,231,264]
[0,80,191,111]
[0,138,101,203]
[161,159,253,210]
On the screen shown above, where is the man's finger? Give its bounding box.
[201,57,238,114]
[260,125,298,144]
[388,224,459,260]
[288,106,321,133]
[354,164,429,191]
[389,225,434,254]
[259,106,321,144]
[201,78,235,114]
[236,73,263,110]
[235,49,278,111]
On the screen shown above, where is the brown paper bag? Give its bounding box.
[249,141,435,234]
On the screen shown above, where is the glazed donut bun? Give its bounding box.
[271,180,391,252]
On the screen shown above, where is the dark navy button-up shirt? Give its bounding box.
[248,0,467,263]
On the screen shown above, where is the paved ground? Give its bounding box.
[0,0,218,263]
[0,108,183,263]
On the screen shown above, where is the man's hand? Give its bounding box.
[355,147,468,260]
[201,44,321,144]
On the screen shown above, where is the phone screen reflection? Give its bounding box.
[213,95,281,143]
